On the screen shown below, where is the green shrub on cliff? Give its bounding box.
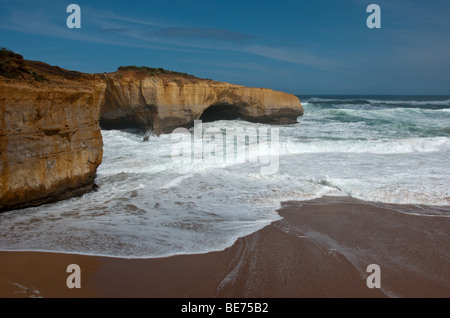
[0,47,26,79]
[0,47,46,82]
[117,65,200,79]
[0,47,24,60]
[28,70,46,82]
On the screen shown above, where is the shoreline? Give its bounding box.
[1,196,449,298]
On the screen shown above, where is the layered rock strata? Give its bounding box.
[100,70,303,135]
[1,53,302,211]
[0,57,105,211]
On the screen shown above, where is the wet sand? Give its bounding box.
[1,196,449,298]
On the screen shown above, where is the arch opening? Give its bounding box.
[199,104,242,123]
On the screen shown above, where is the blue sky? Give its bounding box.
[1,0,449,95]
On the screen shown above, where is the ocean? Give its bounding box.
[1,95,449,258]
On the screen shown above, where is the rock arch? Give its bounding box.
[199,103,242,122]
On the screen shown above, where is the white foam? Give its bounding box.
[367,99,450,106]
[306,97,450,106]
[1,106,449,258]
[279,137,449,155]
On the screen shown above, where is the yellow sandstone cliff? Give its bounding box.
[0,51,302,211]
[0,53,105,211]
[101,69,303,135]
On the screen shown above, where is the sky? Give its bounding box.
[1,0,449,95]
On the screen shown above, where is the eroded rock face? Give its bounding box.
[101,72,303,135]
[0,77,105,211]
[0,52,303,211]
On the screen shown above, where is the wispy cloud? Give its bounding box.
[151,27,253,44]
[0,4,339,71]
[244,45,340,71]
[91,10,169,28]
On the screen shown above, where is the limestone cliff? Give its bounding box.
[0,51,105,211]
[101,69,303,135]
[1,50,303,211]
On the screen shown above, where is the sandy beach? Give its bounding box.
[1,0,450,305]
[1,196,449,298]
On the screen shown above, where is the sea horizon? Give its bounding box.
[1,0,449,299]
[1,94,449,259]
